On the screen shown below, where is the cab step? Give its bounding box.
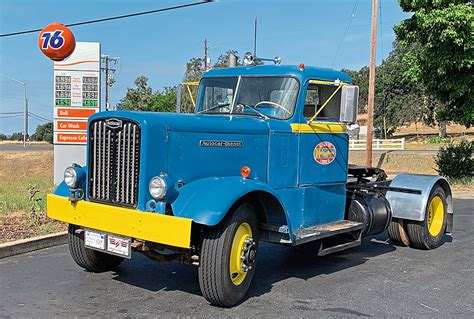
[317,235,362,256]
[294,220,363,246]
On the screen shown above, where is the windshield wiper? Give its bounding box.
[197,103,231,114]
[235,103,269,119]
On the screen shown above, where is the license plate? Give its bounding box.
[85,229,106,250]
[106,234,131,258]
[84,229,131,259]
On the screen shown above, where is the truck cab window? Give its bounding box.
[197,76,299,119]
[199,77,238,113]
[304,84,341,120]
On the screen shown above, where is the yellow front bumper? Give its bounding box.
[47,194,192,249]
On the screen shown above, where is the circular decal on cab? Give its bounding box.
[313,141,336,165]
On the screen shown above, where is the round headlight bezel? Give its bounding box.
[149,176,167,200]
[64,166,78,188]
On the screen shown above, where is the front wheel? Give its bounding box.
[198,203,258,307]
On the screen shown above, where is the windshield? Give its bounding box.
[197,76,299,120]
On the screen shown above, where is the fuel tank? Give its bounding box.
[346,191,392,237]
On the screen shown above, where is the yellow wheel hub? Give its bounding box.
[229,223,255,286]
[427,196,444,236]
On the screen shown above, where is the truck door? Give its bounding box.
[295,82,349,226]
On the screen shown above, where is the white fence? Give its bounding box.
[349,138,405,150]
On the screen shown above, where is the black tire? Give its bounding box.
[68,224,124,272]
[387,218,410,247]
[406,186,447,250]
[198,203,259,307]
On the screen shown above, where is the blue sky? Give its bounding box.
[0,0,410,134]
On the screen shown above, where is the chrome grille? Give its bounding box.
[88,118,140,207]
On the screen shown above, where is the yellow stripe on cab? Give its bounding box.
[290,122,347,134]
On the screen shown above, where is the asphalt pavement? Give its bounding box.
[0,144,53,151]
[1,196,473,318]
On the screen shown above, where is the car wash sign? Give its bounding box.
[53,42,100,144]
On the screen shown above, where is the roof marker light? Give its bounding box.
[299,63,305,71]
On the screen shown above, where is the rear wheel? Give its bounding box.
[387,218,410,247]
[406,186,447,249]
[68,224,124,272]
[198,203,258,307]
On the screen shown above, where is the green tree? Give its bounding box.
[0,133,7,140]
[213,50,241,68]
[395,0,473,127]
[10,131,24,141]
[346,43,445,137]
[118,76,177,112]
[30,122,53,143]
[179,57,204,113]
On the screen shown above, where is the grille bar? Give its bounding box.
[88,118,140,207]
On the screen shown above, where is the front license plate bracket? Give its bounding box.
[84,229,132,259]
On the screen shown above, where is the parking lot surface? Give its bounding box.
[1,197,473,318]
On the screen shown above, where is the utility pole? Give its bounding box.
[101,55,119,111]
[204,37,208,70]
[366,0,378,167]
[254,17,258,58]
[24,91,28,147]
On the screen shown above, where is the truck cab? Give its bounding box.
[48,63,453,307]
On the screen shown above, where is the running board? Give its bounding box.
[294,220,364,246]
[317,236,361,256]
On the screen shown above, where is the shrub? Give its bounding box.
[435,141,474,180]
[427,136,450,144]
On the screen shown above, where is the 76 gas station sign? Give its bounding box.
[38,23,100,183]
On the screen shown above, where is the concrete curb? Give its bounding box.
[0,231,68,259]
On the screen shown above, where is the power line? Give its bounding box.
[331,0,359,67]
[29,112,52,122]
[29,115,51,123]
[0,1,213,38]
[0,111,23,114]
[0,114,23,119]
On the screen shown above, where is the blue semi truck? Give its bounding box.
[47,58,453,307]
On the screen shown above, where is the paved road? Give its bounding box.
[0,144,53,151]
[1,197,473,318]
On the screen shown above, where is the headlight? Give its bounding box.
[149,176,167,200]
[64,166,78,188]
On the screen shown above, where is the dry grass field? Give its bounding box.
[0,151,65,243]
[349,151,437,175]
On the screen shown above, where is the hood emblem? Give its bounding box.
[105,118,122,129]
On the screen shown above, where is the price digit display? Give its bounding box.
[83,100,98,107]
[56,99,71,106]
[82,76,99,107]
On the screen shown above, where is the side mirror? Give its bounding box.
[339,85,359,123]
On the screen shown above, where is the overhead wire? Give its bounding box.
[331,0,359,68]
[0,0,213,38]
[0,114,23,119]
[29,112,52,122]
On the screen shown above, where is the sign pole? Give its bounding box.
[23,83,28,147]
[366,0,378,167]
[105,56,109,111]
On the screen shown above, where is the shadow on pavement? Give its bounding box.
[111,232,397,301]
